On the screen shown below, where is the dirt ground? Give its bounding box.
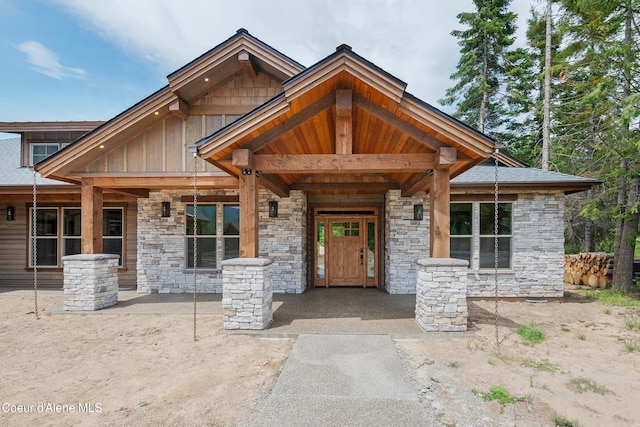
[0,290,639,427]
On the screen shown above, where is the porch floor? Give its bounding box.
[40,287,432,336]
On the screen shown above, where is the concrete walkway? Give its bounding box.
[246,334,431,427]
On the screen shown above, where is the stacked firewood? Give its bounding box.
[564,252,614,288]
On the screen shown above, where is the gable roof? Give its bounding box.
[36,29,304,181]
[195,44,498,196]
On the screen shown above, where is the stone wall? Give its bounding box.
[415,258,468,332]
[62,254,119,311]
[385,190,430,294]
[137,189,307,294]
[259,190,307,293]
[222,258,273,330]
[466,193,565,298]
[137,190,233,293]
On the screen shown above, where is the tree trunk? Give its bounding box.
[615,160,627,256]
[612,177,639,292]
[478,40,489,133]
[541,0,552,171]
[584,189,594,252]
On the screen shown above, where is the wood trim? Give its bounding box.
[239,170,259,257]
[291,182,398,192]
[251,153,436,174]
[180,195,240,203]
[81,178,103,254]
[88,176,238,189]
[335,89,353,155]
[450,194,518,202]
[187,105,254,116]
[429,169,450,258]
[169,97,190,120]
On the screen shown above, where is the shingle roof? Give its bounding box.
[0,137,71,186]
[452,163,600,187]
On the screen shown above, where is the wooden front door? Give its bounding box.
[314,211,378,288]
[328,219,364,286]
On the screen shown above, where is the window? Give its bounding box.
[29,207,125,267]
[450,203,472,265]
[31,144,60,165]
[30,208,58,266]
[479,203,512,269]
[450,202,512,269]
[186,204,239,269]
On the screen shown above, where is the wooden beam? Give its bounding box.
[109,188,150,198]
[258,173,290,198]
[90,176,239,189]
[290,182,399,192]
[169,97,190,120]
[335,89,352,155]
[232,149,255,169]
[180,195,240,203]
[250,153,436,174]
[238,50,258,77]
[436,147,457,169]
[401,173,430,197]
[81,178,103,254]
[239,169,259,258]
[429,169,450,258]
[353,94,444,151]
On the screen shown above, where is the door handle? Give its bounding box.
[360,248,364,265]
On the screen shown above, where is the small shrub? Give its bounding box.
[522,359,559,372]
[517,323,546,345]
[625,340,640,352]
[569,378,610,395]
[577,333,586,341]
[447,361,459,368]
[604,308,611,315]
[561,326,571,332]
[555,414,580,426]
[472,386,530,413]
[625,317,640,330]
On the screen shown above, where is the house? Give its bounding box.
[0,29,598,330]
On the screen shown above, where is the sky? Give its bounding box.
[0,0,540,139]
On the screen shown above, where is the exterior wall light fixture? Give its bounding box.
[6,206,15,221]
[413,204,423,221]
[161,201,171,218]
[269,201,278,218]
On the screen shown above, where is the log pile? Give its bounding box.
[564,252,614,288]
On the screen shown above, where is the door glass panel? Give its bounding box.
[316,221,325,279]
[367,221,375,279]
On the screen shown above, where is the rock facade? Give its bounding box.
[466,193,565,298]
[259,190,307,293]
[222,258,273,330]
[62,254,119,311]
[385,190,430,294]
[415,258,468,332]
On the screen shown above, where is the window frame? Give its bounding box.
[29,206,126,268]
[185,203,240,270]
[449,201,513,270]
[30,143,62,166]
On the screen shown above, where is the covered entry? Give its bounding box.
[314,209,378,288]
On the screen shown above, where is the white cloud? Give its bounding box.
[17,40,87,80]
[52,0,538,106]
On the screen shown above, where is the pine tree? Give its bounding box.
[440,0,518,135]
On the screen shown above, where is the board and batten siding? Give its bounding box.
[0,201,137,289]
[83,72,283,175]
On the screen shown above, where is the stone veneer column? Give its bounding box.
[415,258,468,332]
[62,254,120,311]
[221,258,273,330]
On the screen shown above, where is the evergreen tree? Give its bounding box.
[440,0,518,135]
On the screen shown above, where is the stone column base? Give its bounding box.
[222,258,273,330]
[62,254,120,311]
[416,258,468,332]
